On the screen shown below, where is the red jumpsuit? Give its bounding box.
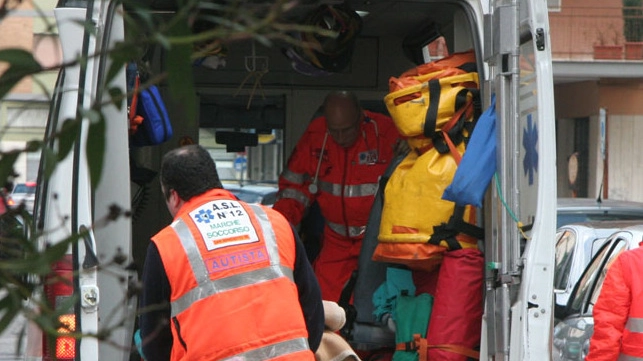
[273,111,399,302]
[586,245,643,361]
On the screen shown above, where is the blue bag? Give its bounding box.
[131,85,173,146]
[127,62,173,147]
[442,94,497,208]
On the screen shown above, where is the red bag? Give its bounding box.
[426,248,483,360]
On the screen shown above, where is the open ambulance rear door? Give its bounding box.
[482,0,557,359]
[25,1,135,360]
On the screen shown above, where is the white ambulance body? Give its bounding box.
[25,0,556,360]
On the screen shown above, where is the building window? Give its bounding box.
[548,0,561,12]
[6,106,48,128]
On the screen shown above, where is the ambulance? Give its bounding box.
[24,0,556,359]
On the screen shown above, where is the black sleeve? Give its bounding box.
[292,226,325,352]
[139,242,173,361]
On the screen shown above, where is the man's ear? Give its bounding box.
[168,189,182,209]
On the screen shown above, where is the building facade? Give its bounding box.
[0,0,58,184]
[551,0,643,201]
[2,0,643,201]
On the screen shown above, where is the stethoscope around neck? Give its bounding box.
[308,117,380,195]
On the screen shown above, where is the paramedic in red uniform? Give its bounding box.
[586,245,643,361]
[139,145,324,361]
[273,90,401,303]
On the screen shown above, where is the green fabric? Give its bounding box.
[372,267,416,322]
[392,293,433,361]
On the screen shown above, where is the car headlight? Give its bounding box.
[581,338,590,360]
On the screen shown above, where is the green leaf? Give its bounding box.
[122,0,155,30]
[108,86,125,110]
[111,41,146,64]
[30,293,79,335]
[105,61,124,90]
[0,151,20,186]
[72,19,97,36]
[0,293,21,334]
[0,49,43,100]
[57,118,81,162]
[0,49,43,71]
[42,236,78,265]
[166,20,197,123]
[0,255,47,275]
[154,33,171,50]
[25,140,42,153]
[40,147,58,181]
[86,113,106,189]
[31,312,58,335]
[80,108,101,124]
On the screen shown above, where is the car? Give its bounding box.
[557,197,643,228]
[223,182,278,207]
[6,182,37,213]
[553,198,643,313]
[553,220,642,314]
[552,224,643,361]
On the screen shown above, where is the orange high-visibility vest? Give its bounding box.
[153,189,314,361]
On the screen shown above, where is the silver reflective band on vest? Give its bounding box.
[277,188,310,207]
[169,204,293,317]
[281,169,307,185]
[318,180,379,197]
[618,354,643,361]
[327,221,366,237]
[626,317,643,333]
[220,338,310,361]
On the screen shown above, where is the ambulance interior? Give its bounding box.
[125,0,483,354]
[128,0,481,258]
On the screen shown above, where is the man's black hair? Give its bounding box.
[160,144,222,201]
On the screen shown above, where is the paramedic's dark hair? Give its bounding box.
[160,144,222,201]
[322,90,361,114]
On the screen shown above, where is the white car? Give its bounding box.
[7,182,36,213]
[553,225,643,361]
[223,182,278,207]
[554,198,643,315]
[557,197,643,228]
[553,221,641,315]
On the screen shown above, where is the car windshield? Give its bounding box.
[587,240,628,314]
[12,184,36,194]
[223,183,278,206]
[554,230,576,290]
[232,191,265,205]
[568,240,627,316]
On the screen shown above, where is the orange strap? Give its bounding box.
[415,97,473,158]
[395,334,480,360]
[128,74,144,135]
[441,94,473,134]
[129,74,140,121]
[441,98,474,164]
[442,130,461,164]
[428,343,480,360]
[416,334,428,360]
